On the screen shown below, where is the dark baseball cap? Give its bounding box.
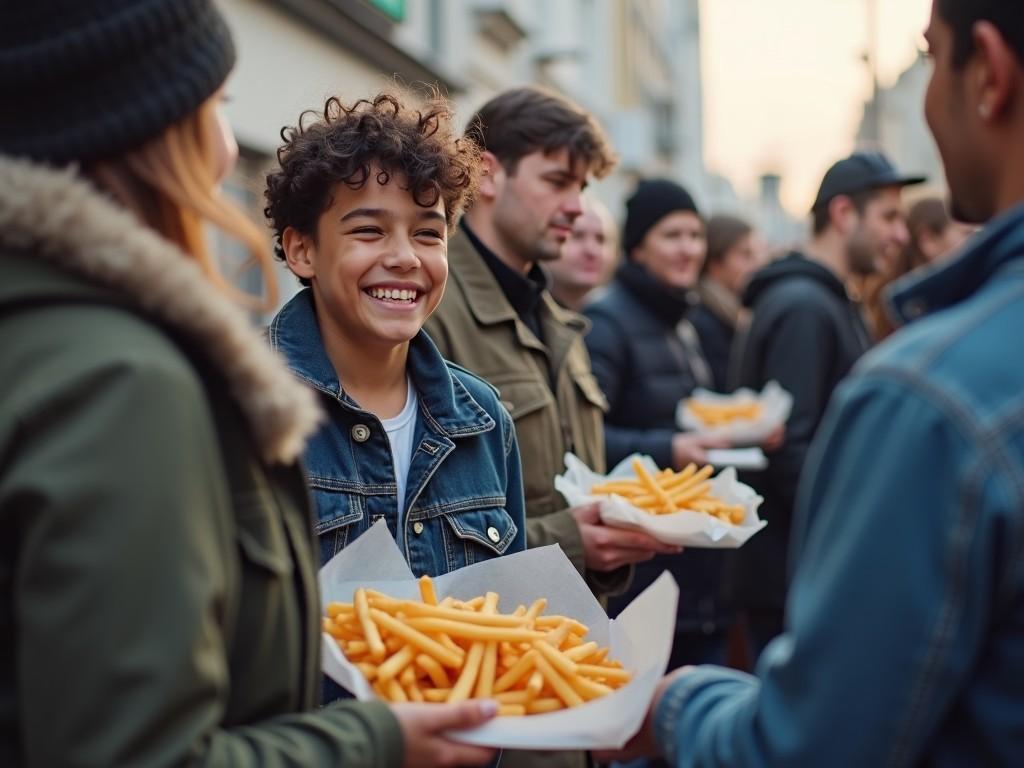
[811,151,926,212]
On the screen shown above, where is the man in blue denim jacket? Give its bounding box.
[598,2,1024,765]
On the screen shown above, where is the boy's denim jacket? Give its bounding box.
[269,289,526,575]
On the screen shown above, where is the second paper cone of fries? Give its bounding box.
[556,452,767,548]
[319,520,679,750]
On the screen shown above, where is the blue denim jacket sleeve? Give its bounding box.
[652,370,1008,767]
[501,404,528,555]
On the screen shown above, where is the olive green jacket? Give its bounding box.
[0,157,403,767]
[427,231,631,768]
[426,231,630,596]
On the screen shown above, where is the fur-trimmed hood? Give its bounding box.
[0,155,321,465]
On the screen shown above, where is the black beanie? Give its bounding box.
[623,178,700,255]
[0,0,236,165]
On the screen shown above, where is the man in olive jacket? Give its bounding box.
[426,87,680,768]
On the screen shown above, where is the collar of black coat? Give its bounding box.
[461,220,548,322]
[446,226,588,336]
[269,289,495,439]
[886,202,1024,327]
[0,155,321,465]
[615,260,696,327]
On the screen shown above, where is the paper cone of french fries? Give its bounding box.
[319,520,678,750]
[677,380,793,444]
[556,453,767,548]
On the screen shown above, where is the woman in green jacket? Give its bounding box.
[0,2,496,766]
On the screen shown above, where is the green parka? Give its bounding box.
[0,157,403,767]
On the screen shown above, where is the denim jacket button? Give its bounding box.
[486,526,501,543]
[351,424,371,443]
[412,521,425,535]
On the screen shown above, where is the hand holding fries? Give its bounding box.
[590,459,746,524]
[324,577,632,716]
[569,502,683,571]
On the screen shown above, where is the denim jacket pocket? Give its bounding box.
[234,489,293,578]
[309,480,366,565]
[442,506,519,566]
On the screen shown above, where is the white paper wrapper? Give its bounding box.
[555,453,766,548]
[706,447,768,471]
[677,380,793,445]
[319,520,679,750]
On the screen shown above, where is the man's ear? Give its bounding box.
[829,195,858,236]
[476,151,506,202]
[282,227,316,281]
[971,20,1019,123]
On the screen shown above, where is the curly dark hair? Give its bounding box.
[264,92,481,280]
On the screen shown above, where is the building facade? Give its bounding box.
[215,0,708,313]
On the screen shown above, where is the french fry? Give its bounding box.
[355,588,387,662]
[419,575,439,605]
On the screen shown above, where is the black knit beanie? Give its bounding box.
[623,178,700,255]
[0,0,236,164]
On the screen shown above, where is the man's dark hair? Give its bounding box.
[937,0,1024,69]
[811,189,879,236]
[264,92,482,283]
[465,86,617,179]
[703,214,753,274]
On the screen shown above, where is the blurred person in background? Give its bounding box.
[584,179,734,680]
[547,194,619,311]
[0,2,498,766]
[726,151,922,657]
[690,215,764,392]
[599,1,1024,764]
[865,195,976,339]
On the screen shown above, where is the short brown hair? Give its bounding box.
[264,92,482,274]
[465,86,617,179]
[704,215,753,274]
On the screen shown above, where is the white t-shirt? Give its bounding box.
[381,378,419,547]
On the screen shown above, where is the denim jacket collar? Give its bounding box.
[268,289,494,439]
[887,202,1024,326]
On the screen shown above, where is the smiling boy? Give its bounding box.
[265,94,526,577]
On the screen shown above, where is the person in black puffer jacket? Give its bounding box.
[584,179,732,670]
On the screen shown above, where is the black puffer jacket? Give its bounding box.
[585,262,729,638]
[727,252,872,614]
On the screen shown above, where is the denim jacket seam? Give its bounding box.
[308,477,396,494]
[886,454,985,766]
[915,281,1024,371]
[501,409,514,456]
[656,677,697,765]
[408,495,508,519]
[980,403,1024,610]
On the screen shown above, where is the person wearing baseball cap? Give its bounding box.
[0,2,497,766]
[726,150,924,657]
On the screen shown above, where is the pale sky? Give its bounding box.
[700,0,934,214]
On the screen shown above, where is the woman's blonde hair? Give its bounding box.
[88,96,278,312]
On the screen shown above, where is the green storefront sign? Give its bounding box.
[367,0,405,21]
